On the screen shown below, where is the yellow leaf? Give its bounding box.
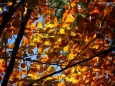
[66,13,76,22]
[0,59,4,66]
[78,71,81,75]
[0,7,2,12]
[93,34,97,38]
[60,28,65,34]
[92,44,99,49]
[81,66,87,72]
[63,45,69,52]
[68,53,75,60]
[65,77,72,82]
[58,82,65,86]
[62,13,76,27]
[31,23,36,30]
[53,76,59,80]
[23,7,27,15]
[7,2,12,6]
[28,74,33,78]
[85,36,89,43]
[71,77,76,83]
[48,66,56,73]
[38,47,43,54]
[71,31,76,36]
[60,74,65,79]
[71,2,76,7]
[93,68,100,72]
[33,37,41,43]
[60,62,68,69]
[44,41,50,45]
[36,21,42,28]
[46,24,54,28]
[29,42,36,48]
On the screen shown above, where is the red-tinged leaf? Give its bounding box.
[21,62,26,68]
[39,65,44,73]
[90,7,100,14]
[88,3,95,12]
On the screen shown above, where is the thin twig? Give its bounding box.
[1,9,32,86]
[28,46,114,86]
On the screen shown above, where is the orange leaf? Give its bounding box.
[36,21,42,28]
[54,17,59,27]
[41,57,49,62]
[8,44,14,49]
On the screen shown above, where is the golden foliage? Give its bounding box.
[0,0,115,86]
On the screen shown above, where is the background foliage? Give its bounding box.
[0,0,115,86]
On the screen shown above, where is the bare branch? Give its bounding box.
[0,0,27,36]
[1,9,32,86]
[28,46,114,86]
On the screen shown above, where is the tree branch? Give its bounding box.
[0,0,27,36]
[67,37,97,67]
[1,9,32,86]
[28,46,114,86]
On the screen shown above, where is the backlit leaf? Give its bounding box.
[37,21,42,28]
[41,57,49,62]
[0,7,2,12]
[60,28,65,34]
[68,53,75,60]
[54,17,59,27]
[63,45,69,52]
[92,44,99,49]
[8,44,14,49]
[48,66,56,73]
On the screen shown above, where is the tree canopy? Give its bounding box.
[0,0,115,86]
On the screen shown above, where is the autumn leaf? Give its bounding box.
[22,38,28,46]
[21,62,26,68]
[0,0,115,86]
[60,28,65,34]
[30,23,36,30]
[104,5,112,17]
[48,66,56,73]
[41,57,49,62]
[92,44,100,49]
[63,44,69,52]
[54,17,59,27]
[8,44,14,49]
[28,49,34,54]
[68,53,75,60]
[62,13,76,27]
[90,7,100,14]
[0,7,2,12]
[36,21,43,28]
